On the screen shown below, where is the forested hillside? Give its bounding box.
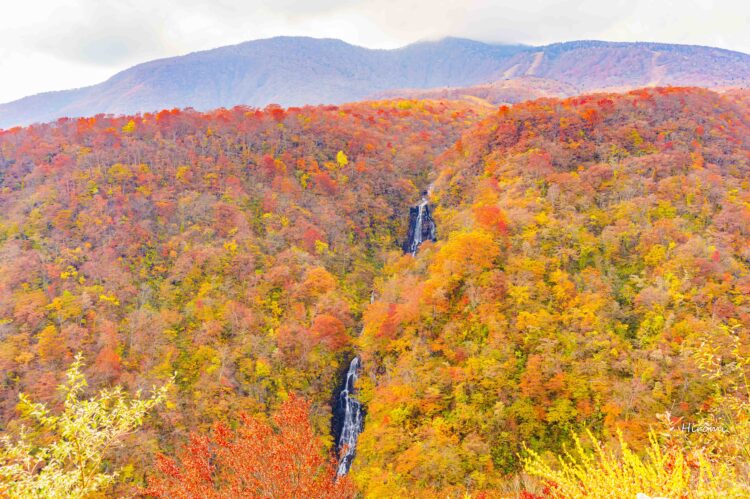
[0,100,483,493]
[353,87,750,496]
[1,88,749,497]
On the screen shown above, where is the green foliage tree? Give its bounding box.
[0,353,170,498]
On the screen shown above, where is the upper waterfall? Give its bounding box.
[403,192,437,254]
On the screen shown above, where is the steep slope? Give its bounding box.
[352,88,750,496]
[3,37,750,128]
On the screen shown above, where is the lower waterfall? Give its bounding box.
[335,356,363,476]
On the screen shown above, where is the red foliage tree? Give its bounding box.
[310,314,349,350]
[473,204,509,234]
[143,395,354,498]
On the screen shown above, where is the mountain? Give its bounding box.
[498,40,750,90]
[0,37,523,128]
[2,37,750,128]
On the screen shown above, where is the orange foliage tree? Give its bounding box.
[144,394,354,498]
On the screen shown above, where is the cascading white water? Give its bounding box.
[336,356,363,476]
[404,193,437,255]
[407,198,428,255]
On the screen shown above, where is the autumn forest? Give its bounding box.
[1,87,750,497]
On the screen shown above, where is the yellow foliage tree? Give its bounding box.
[336,150,349,168]
[523,429,746,498]
[0,354,170,498]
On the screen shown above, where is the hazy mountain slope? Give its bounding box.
[498,40,750,90]
[381,41,750,105]
[0,37,524,128]
[373,76,580,105]
[2,37,750,128]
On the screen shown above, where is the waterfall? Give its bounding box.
[335,356,363,476]
[403,193,437,254]
[410,199,427,254]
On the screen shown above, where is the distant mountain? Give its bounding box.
[2,37,750,128]
[496,40,750,91]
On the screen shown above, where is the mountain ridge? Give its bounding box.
[2,36,749,128]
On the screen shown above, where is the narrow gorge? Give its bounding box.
[332,191,440,475]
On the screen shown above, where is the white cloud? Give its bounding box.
[1,0,749,103]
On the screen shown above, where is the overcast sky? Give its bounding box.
[1,0,749,103]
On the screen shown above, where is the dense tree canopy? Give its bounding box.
[0,99,483,491]
[1,88,750,496]
[352,88,750,496]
